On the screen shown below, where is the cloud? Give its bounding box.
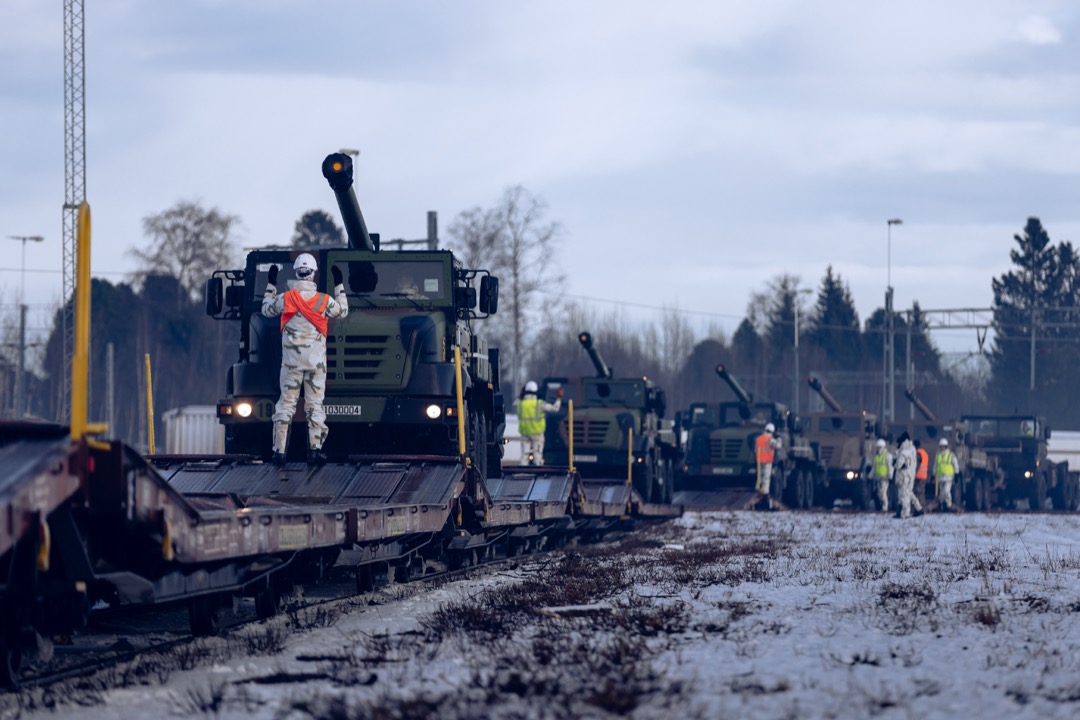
[1018,15,1062,45]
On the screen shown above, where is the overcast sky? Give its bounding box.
[1,1,1078,358]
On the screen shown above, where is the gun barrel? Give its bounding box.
[321,153,376,252]
[904,387,938,422]
[808,376,845,412]
[577,332,612,379]
[715,364,753,405]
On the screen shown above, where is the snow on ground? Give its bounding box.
[6,510,1080,719]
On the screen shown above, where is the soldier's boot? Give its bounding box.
[272,451,287,466]
[307,449,327,465]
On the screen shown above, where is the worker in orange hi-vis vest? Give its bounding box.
[914,438,930,507]
[262,253,348,466]
[755,422,782,500]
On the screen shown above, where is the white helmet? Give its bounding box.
[876,439,886,449]
[939,438,949,447]
[764,423,775,433]
[294,253,317,278]
[524,381,538,393]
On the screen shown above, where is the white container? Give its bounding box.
[162,405,225,455]
[502,414,526,464]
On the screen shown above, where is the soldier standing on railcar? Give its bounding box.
[517,381,563,465]
[263,253,348,465]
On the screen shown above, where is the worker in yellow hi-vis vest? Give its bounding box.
[516,381,563,465]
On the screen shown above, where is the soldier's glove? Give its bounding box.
[331,264,343,287]
[267,264,279,286]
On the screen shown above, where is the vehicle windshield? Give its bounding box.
[333,259,449,303]
[716,402,777,427]
[963,417,1039,438]
[582,379,645,406]
[809,415,866,433]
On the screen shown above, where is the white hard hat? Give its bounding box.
[524,381,538,393]
[939,438,949,447]
[764,423,775,433]
[294,253,318,276]
[876,439,886,448]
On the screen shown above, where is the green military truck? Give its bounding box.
[803,377,877,509]
[204,152,505,478]
[958,414,1079,511]
[675,365,820,508]
[539,332,677,504]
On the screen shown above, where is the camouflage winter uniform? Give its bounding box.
[262,278,348,454]
[895,439,922,518]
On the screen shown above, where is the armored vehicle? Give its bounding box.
[803,377,876,509]
[959,414,1079,511]
[675,365,820,508]
[205,152,504,478]
[538,333,677,503]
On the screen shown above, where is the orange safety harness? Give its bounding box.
[281,289,330,336]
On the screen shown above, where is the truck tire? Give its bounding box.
[856,477,873,511]
[1030,471,1048,511]
[803,468,816,509]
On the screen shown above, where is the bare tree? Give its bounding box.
[448,187,564,393]
[129,200,240,304]
[493,186,564,394]
[291,209,344,248]
[446,206,503,270]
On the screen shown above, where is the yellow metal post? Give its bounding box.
[568,399,574,474]
[453,346,467,463]
[70,202,91,440]
[627,427,633,485]
[145,353,156,454]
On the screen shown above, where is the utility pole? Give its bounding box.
[884,218,902,422]
[8,234,43,417]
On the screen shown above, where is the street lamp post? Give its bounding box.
[884,219,902,422]
[7,235,44,418]
[793,288,813,414]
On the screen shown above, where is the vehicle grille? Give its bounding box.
[710,438,744,461]
[819,446,834,463]
[572,419,610,445]
[327,335,391,381]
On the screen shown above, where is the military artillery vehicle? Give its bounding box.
[539,333,677,503]
[958,414,1079,511]
[675,365,820,508]
[802,377,876,509]
[204,152,505,478]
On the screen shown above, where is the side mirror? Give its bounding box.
[653,390,667,419]
[1045,426,1052,440]
[479,275,499,314]
[205,276,223,316]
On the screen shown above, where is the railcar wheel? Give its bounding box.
[189,595,224,637]
[0,639,22,690]
[356,564,375,593]
[254,588,280,620]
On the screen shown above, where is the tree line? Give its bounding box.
[6,194,1079,445]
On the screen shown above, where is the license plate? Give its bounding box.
[712,466,736,475]
[573,454,598,463]
[325,405,363,416]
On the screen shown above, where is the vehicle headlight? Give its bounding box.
[846,471,856,480]
[425,404,442,419]
[1024,470,1033,479]
[236,402,253,418]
